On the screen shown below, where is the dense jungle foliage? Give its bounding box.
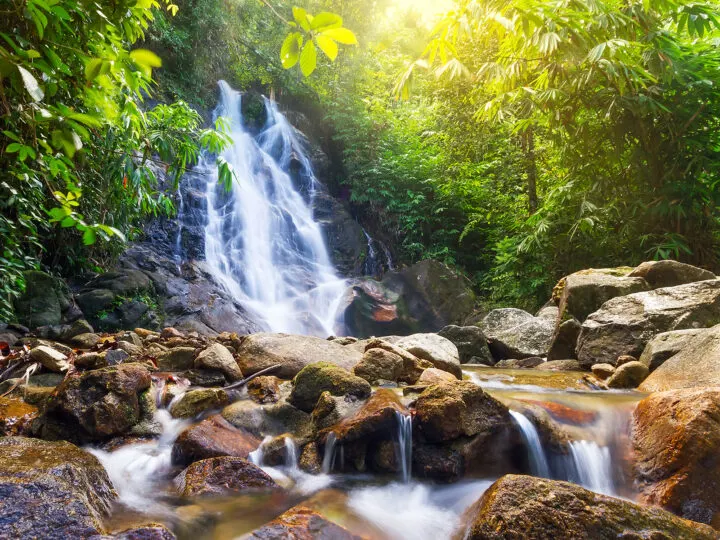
[2,0,720,318]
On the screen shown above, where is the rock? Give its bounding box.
[0,397,38,435]
[36,363,152,442]
[170,388,229,418]
[29,345,69,372]
[108,524,176,539]
[362,338,433,384]
[158,347,196,371]
[457,474,717,539]
[481,308,554,360]
[13,270,70,328]
[555,268,650,322]
[247,376,281,404]
[0,437,116,538]
[576,279,720,368]
[536,304,559,320]
[629,260,716,289]
[116,340,143,356]
[540,359,582,371]
[60,319,94,341]
[195,343,242,382]
[236,333,362,379]
[242,505,360,539]
[591,363,615,379]
[174,456,277,496]
[299,442,322,473]
[323,389,407,445]
[289,362,372,413]
[639,329,706,371]
[352,348,403,384]
[414,381,512,443]
[118,331,143,348]
[438,325,492,365]
[106,349,130,366]
[393,333,462,378]
[495,357,545,369]
[418,368,458,384]
[172,414,261,466]
[161,327,185,339]
[606,361,649,388]
[76,288,115,318]
[313,190,367,276]
[633,388,720,528]
[222,399,313,439]
[76,351,106,369]
[546,318,581,361]
[86,269,152,295]
[640,324,720,391]
[71,332,101,349]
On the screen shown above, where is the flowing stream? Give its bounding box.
[201,81,347,337]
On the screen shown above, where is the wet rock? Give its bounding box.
[299,442,322,474]
[288,362,371,412]
[158,347,196,371]
[540,359,582,371]
[36,363,152,442]
[106,523,176,539]
[174,456,277,497]
[418,367,458,384]
[0,437,116,538]
[576,279,720,368]
[195,343,242,382]
[172,414,262,466]
[606,361,649,388]
[546,318,581,361]
[106,349,130,366]
[311,392,363,432]
[495,357,545,369]
[86,269,152,295]
[179,369,227,387]
[236,333,363,379]
[13,270,71,328]
[438,325,492,365]
[0,397,38,435]
[71,332,101,349]
[633,387,720,527]
[457,474,717,539]
[242,505,361,539]
[629,260,716,289]
[352,348,403,384]
[555,268,649,322]
[323,389,407,445]
[222,398,313,439]
[393,333,462,378]
[640,324,720,392]
[29,345,70,372]
[481,308,554,360]
[591,363,615,379]
[170,388,229,418]
[247,376,281,404]
[639,328,705,371]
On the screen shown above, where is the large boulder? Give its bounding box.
[393,333,461,378]
[174,456,277,497]
[629,260,716,289]
[640,324,720,392]
[195,343,242,382]
[0,437,116,539]
[480,308,554,360]
[172,414,261,467]
[555,268,649,322]
[288,362,371,413]
[84,269,153,296]
[633,387,720,527]
[13,270,71,328]
[343,260,476,338]
[576,279,720,368]
[352,348,403,384]
[457,475,717,539]
[546,318,581,361]
[438,325,492,365]
[639,329,706,371]
[35,363,152,443]
[236,333,363,379]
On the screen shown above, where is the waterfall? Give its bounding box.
[569,440,615,496]
[361,227,396,277]
[284,436,299,471]
[321,432,337,474]
[202,81,347,337]
[510,411,550,478]
[395,412,413,483]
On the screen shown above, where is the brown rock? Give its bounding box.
[170,388,229,419]
[161,327,185,339]
[353,348,403,383]
[195,343,242,382]
[629,260,716,289]
[247,376,281,404]
[591,363,615,379]
[242,505,361,539]
[417,368,457,384]
[172,414,261,466]
[174,456,277,496]
[288,362,371,413]
[0,397,38,436]
[606,360,649,389]
[299,442,322,474]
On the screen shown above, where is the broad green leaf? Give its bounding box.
[292,7,311,31]
[280,32,303,69]
[129,49,162,69]
[5,143,22,153]
[85,58,103,81]
[17,66,44,101]
[82,227,97,245]
[319,27,357,45]
[299,40,317,77]
[316,35,338,61]
[310,12,342,31]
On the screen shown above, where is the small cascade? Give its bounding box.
[284,435,299,471]
[248,435,273,467]
[173,182,185,270]
[395,412,413,483]
[321,432,337,474]
[568,440,615,496]
[510,411,550,478]
[361,227,396,277]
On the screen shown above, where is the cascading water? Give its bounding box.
[202,81,347,337]
[568,440,615,496]
[395,412,413,483]
[510,410,550,478]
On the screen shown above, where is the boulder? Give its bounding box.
[195,343,242,382]
[639,329,706,371]
[556,268,650,322]
[172,414,261,467]
[481,308,554,360]
[640,324,720,392]
[418,368,457,384]
[36,363,152,442]
[76,288,115,318]
[174,456,277,497]
[13,270,70,328]
[633,387,720,527]
[170,388,229,419]
[352,348,403,384]
[60,319,94,341]
[362,338,433,385]
[323,389,407,445]
[288,362,371,412]
[546,318,581,361]
[29,345,70,372]
[0,437,116,538]
[236,333,363,379]
[393,333,462,378]
[85,269,152,295]
[591,363,615,379]
[576,279,720,368]
[438,325,492,365]
[157,347,196,371]
[606,361,649,388]
[71,333,101,349]
[629,260,716,289]
[457,474,717,539]
[242,505,361,539]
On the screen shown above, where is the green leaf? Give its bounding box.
[82,227,97,245]
[129,49,162,69]
[280,32,303,69]
[299,40,317,77]
[292,7,311,31]
[85,58,103,81]
[5,143,22,153]
[310,12,342,31]
[319,27,357,45]
[316,35,338,61]
[17,65,44,101]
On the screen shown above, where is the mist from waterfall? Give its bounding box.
[202,81,347,336]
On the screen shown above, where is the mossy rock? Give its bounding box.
[288,362,371,413]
